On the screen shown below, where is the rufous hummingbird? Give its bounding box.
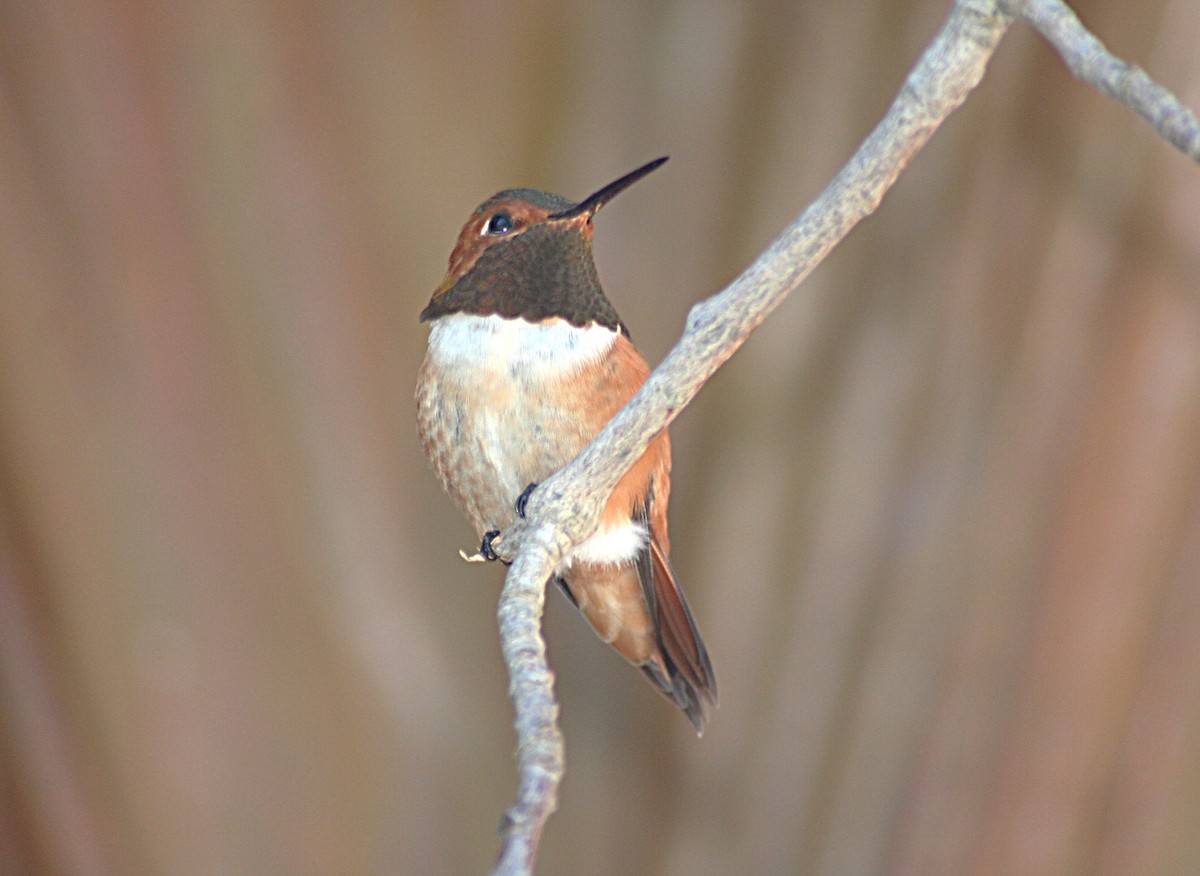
[416,157,716,733]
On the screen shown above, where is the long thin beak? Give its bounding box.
[548,156,668,221]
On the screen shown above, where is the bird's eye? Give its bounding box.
[484,211,514,236]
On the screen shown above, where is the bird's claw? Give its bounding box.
[515,482,538,518]
[459,530,511,565]
[480,530,503,561]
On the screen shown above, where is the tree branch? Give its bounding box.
[483,2,1200,873]
[1000,0,1200,161]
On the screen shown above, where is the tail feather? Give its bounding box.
[641,539,716,734]
[553,491,716,733]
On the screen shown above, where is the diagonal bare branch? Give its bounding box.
[1000,0,1200,162]
[482,1,1200,873]
[485,4,1012,873]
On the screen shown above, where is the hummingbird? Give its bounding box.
[415,157,716,733]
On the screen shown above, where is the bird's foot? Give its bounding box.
[515,483,538,518]
[458,529,508,564]
[480,530,503,561]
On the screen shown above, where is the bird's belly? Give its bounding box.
[417,314,618,534]
[458,379,588,531]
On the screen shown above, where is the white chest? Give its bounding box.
[425,312,618,383]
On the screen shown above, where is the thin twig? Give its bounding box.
[482,1,1200,872]
[1000,0,1200,162]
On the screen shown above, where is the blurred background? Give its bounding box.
[2,1,1199,874]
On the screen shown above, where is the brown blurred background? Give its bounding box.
[2,2,1199,874]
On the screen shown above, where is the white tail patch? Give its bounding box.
[563,520,649,568]
[426,313,617,380]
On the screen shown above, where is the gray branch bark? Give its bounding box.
[1000,0,1200,160]
[483,2,1200,873]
